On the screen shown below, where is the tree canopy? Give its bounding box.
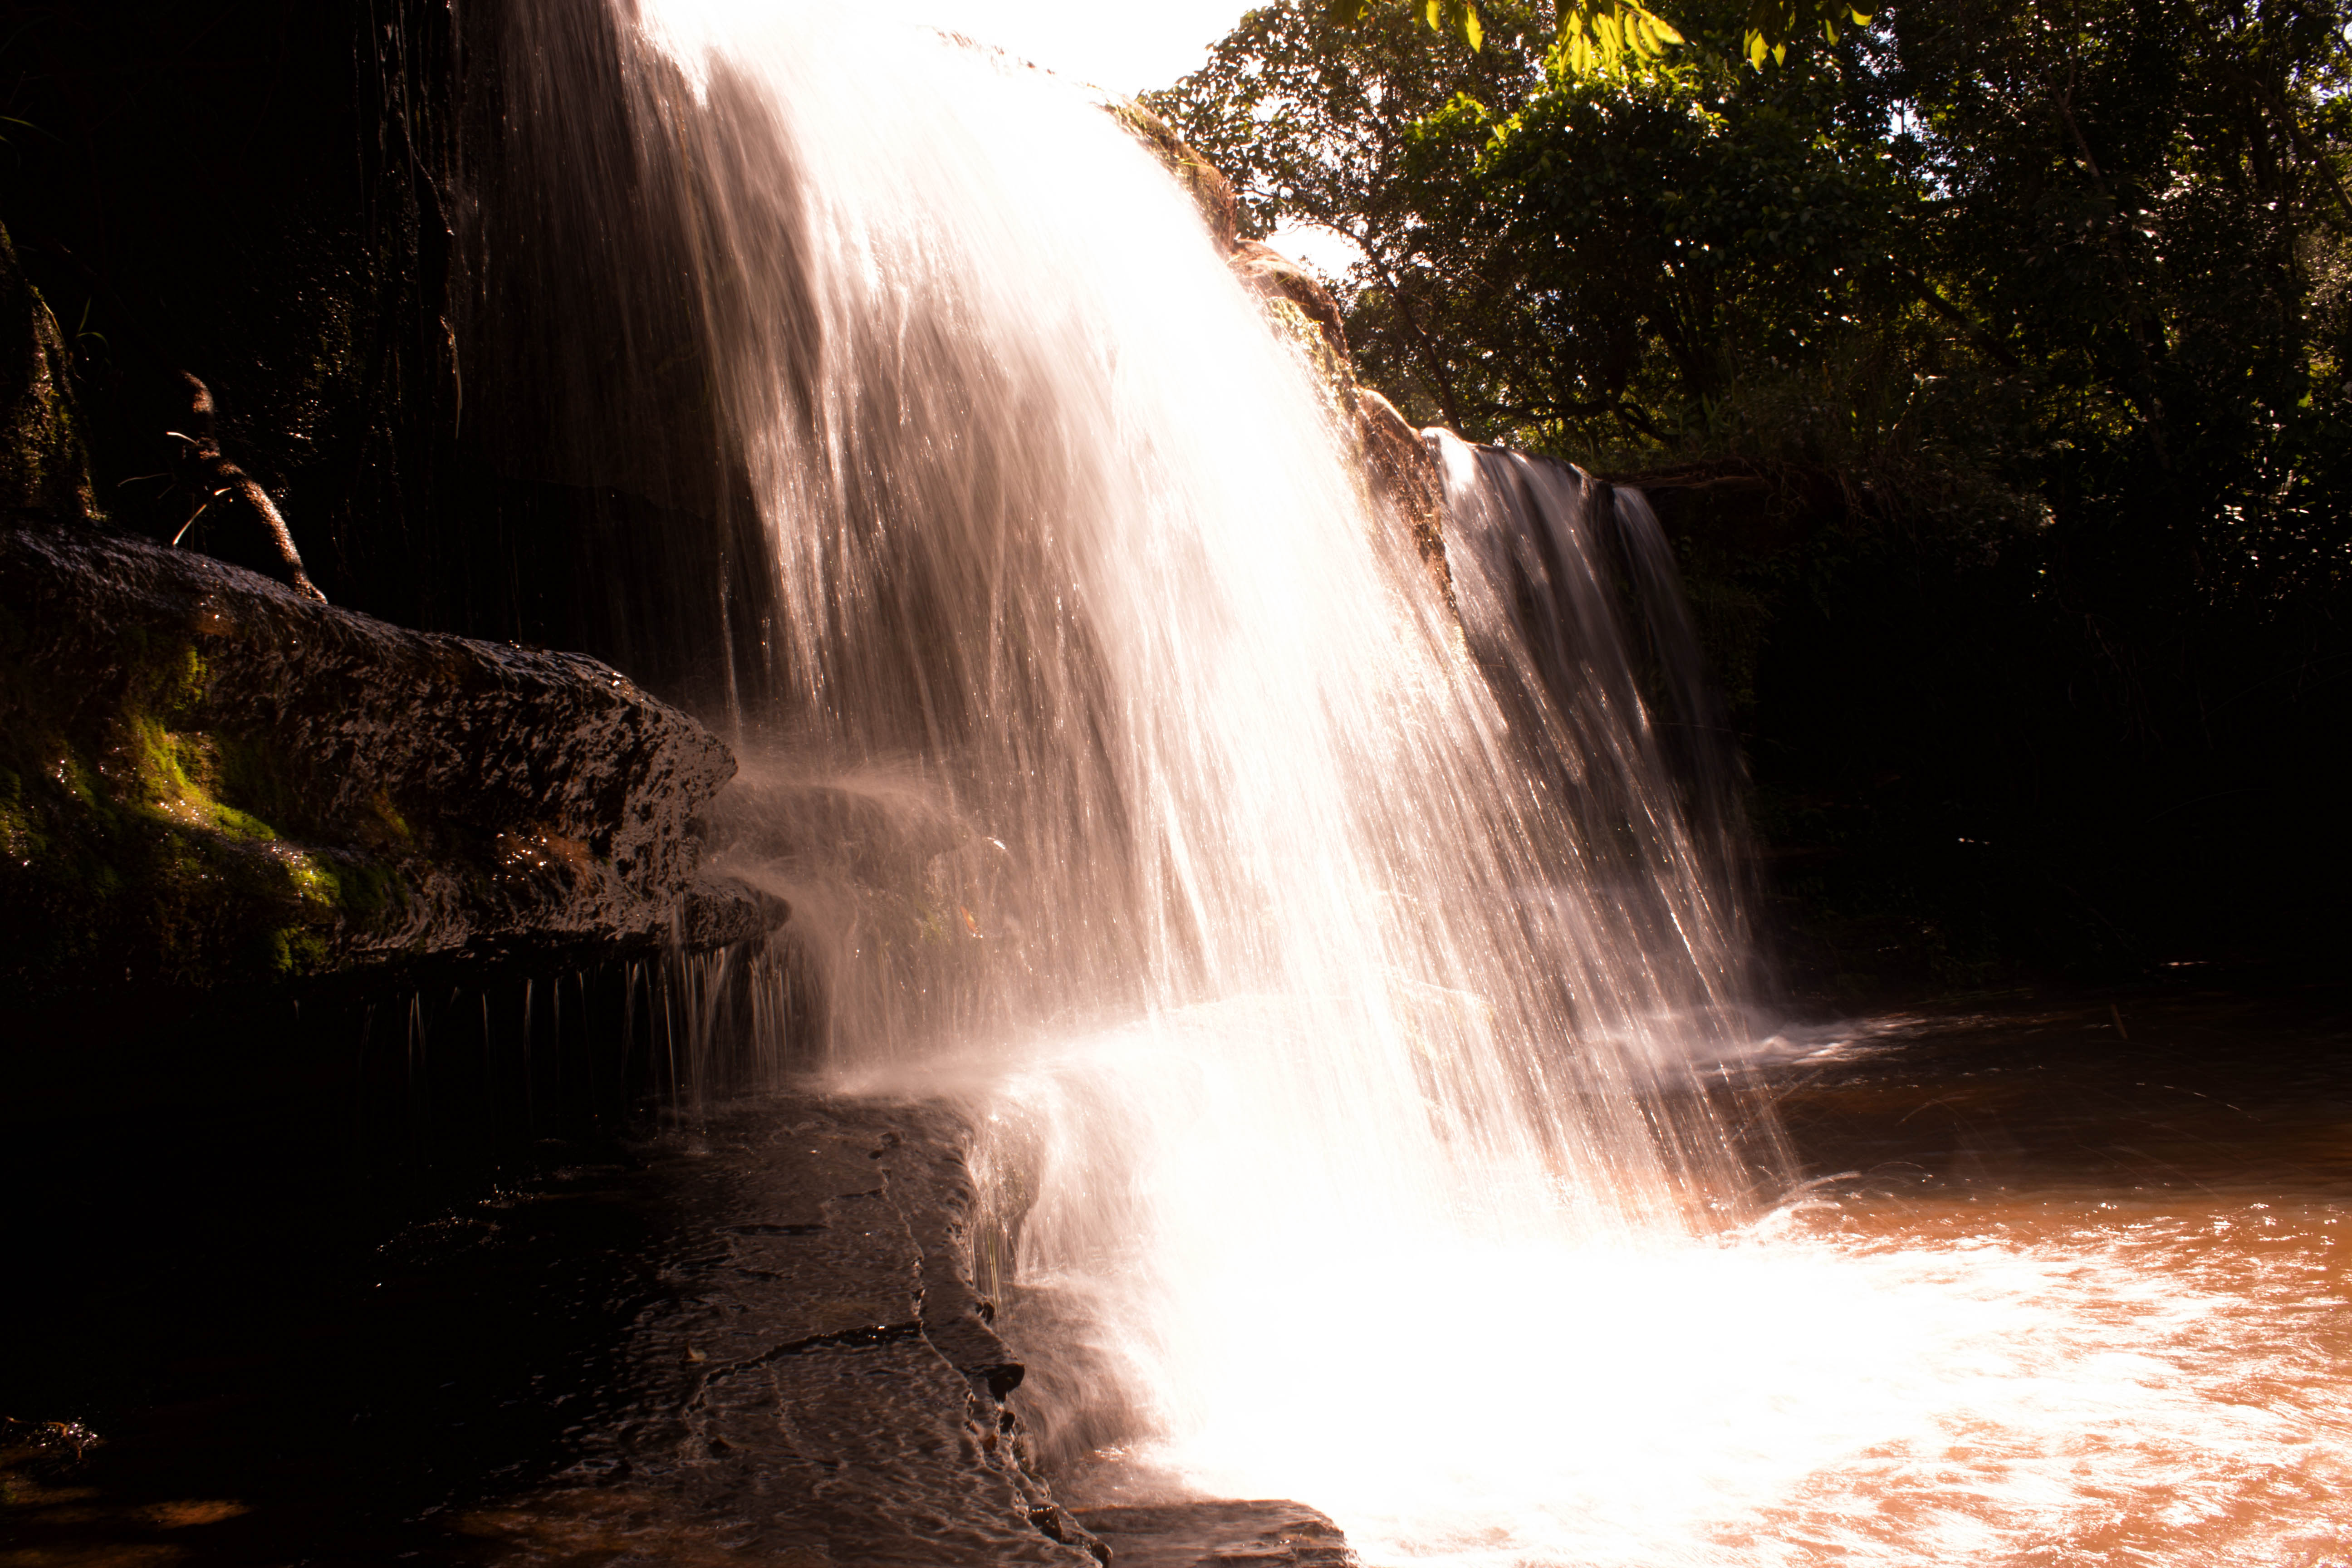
[1150,0,2352,979]
[1324,0,1870,70]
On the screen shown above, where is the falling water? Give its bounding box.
[489,5,2352,1563]
[563,0,1769,1217]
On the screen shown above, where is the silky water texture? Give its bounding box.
[505,6,2352,1561]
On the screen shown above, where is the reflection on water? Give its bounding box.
[1038,990,2352,1567]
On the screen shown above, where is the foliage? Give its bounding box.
[1553,2,1683,73]
[1156,0,2352,975]
[1161,0,2352,584]
[1323,0,1871,70]
[1740,0,1875,64]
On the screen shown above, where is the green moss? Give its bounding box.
[369,791,413,845]
[0,646,377,995]
[162,644,209,715]
[327,858,398,921]
[262,923,331,977]
[125,714,280,842]
[0,764,38,863]
[284,850,338,906]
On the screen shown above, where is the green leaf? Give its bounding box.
[1740,0,1874,67]
[1554,2,1684,77]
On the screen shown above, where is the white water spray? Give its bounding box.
[495,6,2352,1563]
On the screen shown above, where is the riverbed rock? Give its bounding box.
[443,1095,1106,1566]
[0,519,763,1004]
[1072,1500,1357,1568]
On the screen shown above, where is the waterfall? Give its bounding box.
[439,9,2352,1564]
[490,0,1778,1544]
[1436,437,1756,1015]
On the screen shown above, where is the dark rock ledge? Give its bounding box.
[434,1096,1358,1567]
[0,519,777,1007]
[1074,1500,1358,1568]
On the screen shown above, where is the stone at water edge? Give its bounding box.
[1072,1499,1358,1568]
[0,520,772,1003]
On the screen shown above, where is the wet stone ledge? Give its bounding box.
[0,519,774,1009]
[0,1095,1109,1566]
[1073,1501,1358,1568]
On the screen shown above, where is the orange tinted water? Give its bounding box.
[1036,989,2352,1567]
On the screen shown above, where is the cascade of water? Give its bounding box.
[502,0,1778,1473]
[458,9,2352,1565]
[1436,436,1756,1016]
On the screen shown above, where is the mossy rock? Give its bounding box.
[0,522,738,1004]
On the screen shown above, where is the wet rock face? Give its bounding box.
[1102,95,1241,255]
[0,1092,1104,1565]
[1229,241,1350,365]
[1355,387,1452,606]
[0,520,745,1002]
[0,226,92,524]
[444,1096,1106,1567]
[1072,1500,1357,1568]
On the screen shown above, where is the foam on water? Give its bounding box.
[1145,1200,2352,1565]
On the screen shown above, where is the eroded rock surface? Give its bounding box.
[0,1094,1105,1566]
[0,520,758,1001]
[449,1096,1104,1566]
[1073,1500,1358,1568]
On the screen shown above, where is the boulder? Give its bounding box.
[0,521,765,1004]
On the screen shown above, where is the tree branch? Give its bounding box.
[169,373,326,603]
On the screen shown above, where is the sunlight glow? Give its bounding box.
[1138,1203,2352,1566]
[643,0,1248,93]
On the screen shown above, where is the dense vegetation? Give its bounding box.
[1154,0,2352,990]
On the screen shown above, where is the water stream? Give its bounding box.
[483,5,2352,1562]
